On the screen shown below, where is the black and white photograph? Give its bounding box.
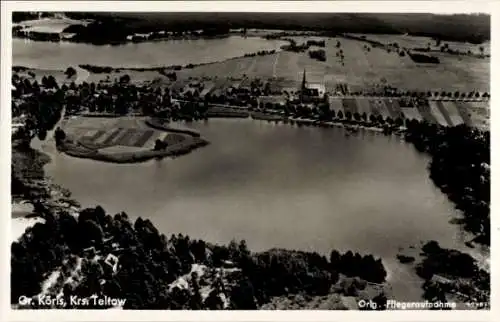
[2,0,493,317]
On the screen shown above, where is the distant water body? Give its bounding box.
[39,119,487,302]
[12,36,287,69]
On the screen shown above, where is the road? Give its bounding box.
[30,106,66,156]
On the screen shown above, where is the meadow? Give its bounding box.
[63,117,172,151]
[176,36,489,93]
[35,33,487,96]
[360,33,490,55]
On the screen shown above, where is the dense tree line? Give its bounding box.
[12,76,64,142]
[408,52,440,64]
[12,12,54,23]
[63,12,489,44]
[417,241,478,280]
[405,121,490,245]
[308,49,326,62]
[416,241,489,306]
[12,205,387,309]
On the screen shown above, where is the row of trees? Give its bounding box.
[273,99,407,129]
[12,205,388,309]
[243,49,277,57]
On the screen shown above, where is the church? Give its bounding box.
[299,69,325,102]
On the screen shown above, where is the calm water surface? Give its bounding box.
[40,119,481,301]
[12,36,286,69]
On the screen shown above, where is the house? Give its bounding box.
[431,274,454,285]
[306,83,325,97]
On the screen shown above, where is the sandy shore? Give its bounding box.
[11,202,44,242]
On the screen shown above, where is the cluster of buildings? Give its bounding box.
[298,69,325,103]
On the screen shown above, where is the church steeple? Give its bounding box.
[301,68,307,90]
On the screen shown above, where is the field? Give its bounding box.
[63,117,176,151]
[175,36,489,93]
[326,97,488,129]
[359,33,491,55]
[68,35,489,95]
[59,116,208,163]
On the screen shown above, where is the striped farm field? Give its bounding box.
[416,105,438,124]
[62,116,192,151]
[341,98,358,114]
[440,101,465,126]
[100,128,124,145]
[454,102,474,127]
[383,99,401,119]
[399,107,423,122]
[128,128,148,147]
[84,130,106,142]
[368,99,392,118]
[428,101,450,126]
[433,101,454,126]
[115,129,140,146]
[354,98,372,116]
[328,97,344,113]
[326,96,487,128]
[134,130,155,147]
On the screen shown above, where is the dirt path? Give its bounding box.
[31,106,66,157]
[272,52,281,78]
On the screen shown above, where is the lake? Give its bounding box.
[15,35,488,303]
[12,36,287,69]
[38,118,485,302]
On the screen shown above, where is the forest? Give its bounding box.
[12,205,387,309]
[62,12,490,44]
[416,241,489,305]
